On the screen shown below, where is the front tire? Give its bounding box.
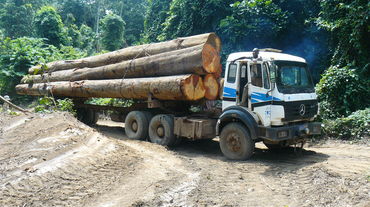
[219,123,255,160]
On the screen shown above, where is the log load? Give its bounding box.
[23,44,222,84]
[29,33,221,75]
[203,74,219,100]
[16,75,206,101]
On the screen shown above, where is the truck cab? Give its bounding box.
[217,49,321,160]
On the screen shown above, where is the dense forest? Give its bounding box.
[0,0,369,139]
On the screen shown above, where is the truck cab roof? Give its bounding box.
[227,51,306,63]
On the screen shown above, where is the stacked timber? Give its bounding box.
[16,33,223,101]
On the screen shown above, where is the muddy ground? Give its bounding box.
[0,112,369,207]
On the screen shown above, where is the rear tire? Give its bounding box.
[76,108,98,125]
[219,123,255,160]
[149,114,177,147]
[125,111,150,140]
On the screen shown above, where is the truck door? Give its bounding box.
[248,62,272,126]
[222,62,239,110]
[238,63,248,104]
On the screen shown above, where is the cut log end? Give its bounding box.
[202,44,222,74]
[206,33,222,53]
[203,74,219,100]
[218,78,224,100]
[181,75,205,101]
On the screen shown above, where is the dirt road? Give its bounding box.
[0,112,369,207]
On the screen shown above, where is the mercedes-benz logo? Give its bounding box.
[299,104,306,116]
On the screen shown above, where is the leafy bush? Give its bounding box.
[316,65,370,119]
[34,97,76,115]
[34,6,68,47]
[322,108,369,140]
[0,1,35,38]
[218,0,289,57]
[316,0,370,71]
[0,37,86,102]
[100,13,125,51]
[87,98,133,107]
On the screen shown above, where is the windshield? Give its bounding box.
[275,61,314,94]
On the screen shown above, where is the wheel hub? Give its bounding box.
[157,125,165,138]
[131,121,138,132]
[227,133,241,152]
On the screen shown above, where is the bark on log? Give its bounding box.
[23,44,221,84]
[16,75,205,101]
[29,33,221,75]
[203,74,219,100]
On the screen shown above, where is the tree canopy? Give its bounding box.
[0,0,368,119]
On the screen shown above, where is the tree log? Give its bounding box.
[0,95,30,113]
[16,75,205,101]
[203,74,219,100]
[29,33,221,75]
[23,44,221,84]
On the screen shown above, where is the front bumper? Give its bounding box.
[258,122,321,141]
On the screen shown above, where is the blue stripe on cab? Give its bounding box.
[223,88,282,103]
[223,87,237,98]
[251,92,281,103]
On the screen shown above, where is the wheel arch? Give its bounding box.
[216,106,259,139]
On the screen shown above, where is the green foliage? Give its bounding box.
[34,6,68,47]
[159,0,233,41]
[315,0,370,121]
[59,0,89,26]
[116,0,148,45]
[0,37,86,102]
[79,24,95,54]
[100,13,125,51]
[66,24,82,48]
[0,1,35,38]
[34,96,76,115]
[316,0,370,72]
[144,0,170,42]
[57,98,76,114]
[34,96,54,113]
[218,0,289,56]
[322,108,369,140]
[87,98,133,107]
[316,66,370,119]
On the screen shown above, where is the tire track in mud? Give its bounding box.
[0,113,142,207]
[1,114,369,207]
[89,139,201,207]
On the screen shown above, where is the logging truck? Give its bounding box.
[72,49,321,160]
[16,33,321,160]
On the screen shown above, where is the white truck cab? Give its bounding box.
[217,49,321,160]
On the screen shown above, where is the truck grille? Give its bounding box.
[283,100,318,122]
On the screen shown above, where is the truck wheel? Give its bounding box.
[149,114,176,147]
[219,123,255,160]
[125,111,150,140]
[76,108,98,125]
